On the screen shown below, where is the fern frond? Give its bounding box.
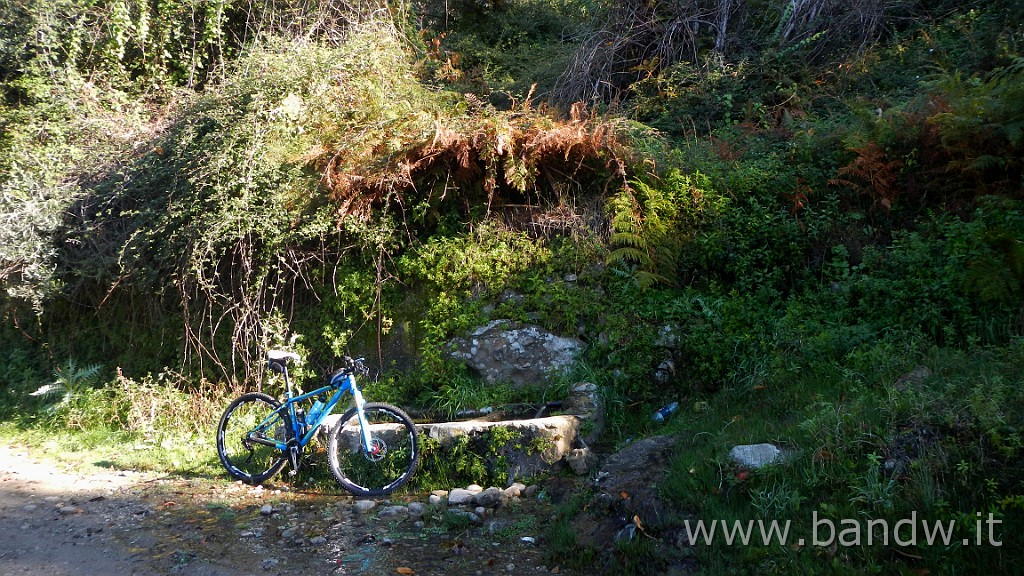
[30,383,66,397]
[608,246,650,265]
[634,270,668,290]
[968,155,1007,173]
[610,230,649,249]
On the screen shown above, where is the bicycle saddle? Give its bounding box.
[267,350,301,362]
[267,350,301,373]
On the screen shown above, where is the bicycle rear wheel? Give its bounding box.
[327,402,420,497]
[216,392,288,485]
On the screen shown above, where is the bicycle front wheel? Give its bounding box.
[328,402,420,497]
[216,392,288,485]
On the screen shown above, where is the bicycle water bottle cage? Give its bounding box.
[267,350,301,374]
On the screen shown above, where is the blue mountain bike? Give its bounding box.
[216,351,419,497]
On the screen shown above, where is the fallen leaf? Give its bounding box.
[396,568,415,575]
[619,491,630,499]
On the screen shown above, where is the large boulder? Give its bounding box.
[593,435,682,529]
[448,320,584,388]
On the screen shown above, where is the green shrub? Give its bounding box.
[842,198,1024,346]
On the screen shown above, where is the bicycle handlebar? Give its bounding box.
[266,350,369,381]
[327,356,369,384]
[342,356,370,376]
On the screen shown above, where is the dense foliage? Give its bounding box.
[1,0,1022,573]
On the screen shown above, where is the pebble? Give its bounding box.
[261,558,279,570]
[260,504,274,516]
[407,502,426,517]
[448,488,475,506]
[309,536,327,546]
[378,505,410,521]
[354,500,376,513]
[447,509,482,525]
[475,487,508,508]
[504,483,526,498]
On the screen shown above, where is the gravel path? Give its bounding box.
[0,443,263,575]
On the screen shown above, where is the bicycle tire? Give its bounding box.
[327,402,420,497]
[216,392,289,485]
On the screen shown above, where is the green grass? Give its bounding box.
[0,421,223,478]
[637,342,1024,574]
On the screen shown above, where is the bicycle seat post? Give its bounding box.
[282,365,293,398]
[267,350,301,398]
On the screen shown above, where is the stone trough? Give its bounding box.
[322,382,603,480]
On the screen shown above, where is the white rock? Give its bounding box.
[729,443,783,469]
[448,488,476,506]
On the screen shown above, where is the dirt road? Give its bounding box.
[0,443,560,576]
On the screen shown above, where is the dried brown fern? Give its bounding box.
[314,103,635,223]
[830,142,903,210]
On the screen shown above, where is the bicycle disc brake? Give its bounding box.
[365,438,387,462]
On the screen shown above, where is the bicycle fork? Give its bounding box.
[351,384,378,457]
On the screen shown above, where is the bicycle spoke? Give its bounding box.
[328,403,420,497]
[216,393,288,485]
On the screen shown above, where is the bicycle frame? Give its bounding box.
[248,365,373,457]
